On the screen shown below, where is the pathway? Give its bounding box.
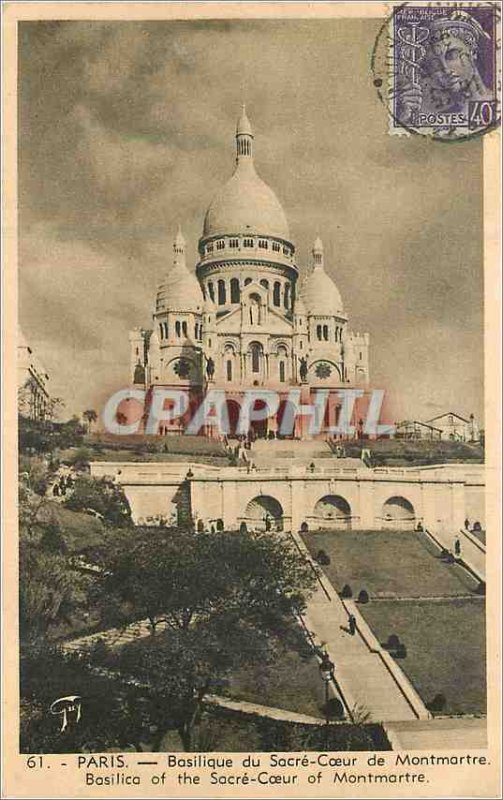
[424,527,485,582]
[289,531,430,724]
[62,619,168,653]
[385,717,487,750]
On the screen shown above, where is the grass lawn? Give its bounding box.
[302,530,479,597]
[360,598,486,715]
[80,449,230,466]
[341,439,483,466]
[37,500,106,553]
[224,640,325,718]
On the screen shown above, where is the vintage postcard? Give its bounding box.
[2,1,501,798]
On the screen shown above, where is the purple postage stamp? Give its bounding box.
[373,2,501,140]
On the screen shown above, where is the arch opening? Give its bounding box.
[244,495,284,532]
[312,495,352,530]
[226,399,241,437]
[382,496,416,530]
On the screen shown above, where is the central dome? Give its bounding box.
[202,108,290,241]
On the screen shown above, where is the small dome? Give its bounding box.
[300,266,344,316]
[203,161,289,240]
[156,267,204,313]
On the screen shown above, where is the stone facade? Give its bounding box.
[91,461,485,537]
[129,108,370,436]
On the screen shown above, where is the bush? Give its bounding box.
[216,519,224,532]
[64,476,132,527]
[357,589,369,604]
[325,697,345,720]
[196,519,205,533]
[315,549,330,566]
[239,522,248,535]
[65,447,93,469]
[385,634,401,651]
[300,521,309,533]
[341,584,352,599]
[475,581,486,596]
[426,693,446,713]
[395,643,407,659]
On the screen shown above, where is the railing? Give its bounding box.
[459,527,486,554]
[286,530,332,602]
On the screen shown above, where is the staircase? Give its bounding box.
[249,439,365,470]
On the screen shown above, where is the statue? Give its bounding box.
[299,356,308,382]
[206,357,215,379]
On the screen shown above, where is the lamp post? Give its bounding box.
[319,651,334,749]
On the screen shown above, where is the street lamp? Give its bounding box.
[319,651,334,747]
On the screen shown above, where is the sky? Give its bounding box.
[18,18,484,423]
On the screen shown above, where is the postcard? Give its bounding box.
[2,1,501,797]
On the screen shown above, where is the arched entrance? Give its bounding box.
[226,399,241,437]
[312,495,352,530]
[249,399,268,439]
[382,496,415,530]
[244,495,284,532]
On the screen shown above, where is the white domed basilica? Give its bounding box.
[129,108,369,435]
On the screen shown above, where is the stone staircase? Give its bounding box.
[62,619,168,654]
[250,439,362,469]
[289,531,428,724]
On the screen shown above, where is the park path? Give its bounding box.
[290,531,430,724]
[425,526,486,582]
[61,619,168,653]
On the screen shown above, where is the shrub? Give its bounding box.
[426,693,446,713]
[475,581,486,596]
[315,549,330,566]
[300,521,309,533]
[325,697,345,720]
[357,589,369,604]
[216,519,224,532]
[196,519,205,533]
[395,643,407,659]
[385,634,401,651]
[341,584,352,599]
[239,522,248,534]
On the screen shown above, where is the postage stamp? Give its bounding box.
[373,2,501,140]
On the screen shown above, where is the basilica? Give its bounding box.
[129,108,370,436]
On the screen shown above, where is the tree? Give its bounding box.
[20,646,151,753]
[19,538,88,643]
[46,397,65,422]
[82,409,98,433]
[93,527,317,748]
[19,415,85,455]
[18,460,54,537]
[64,476,132,527]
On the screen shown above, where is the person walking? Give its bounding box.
[348,614,357,636]
[454,537,461,557]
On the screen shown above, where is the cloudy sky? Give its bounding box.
[18,18,484,423]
